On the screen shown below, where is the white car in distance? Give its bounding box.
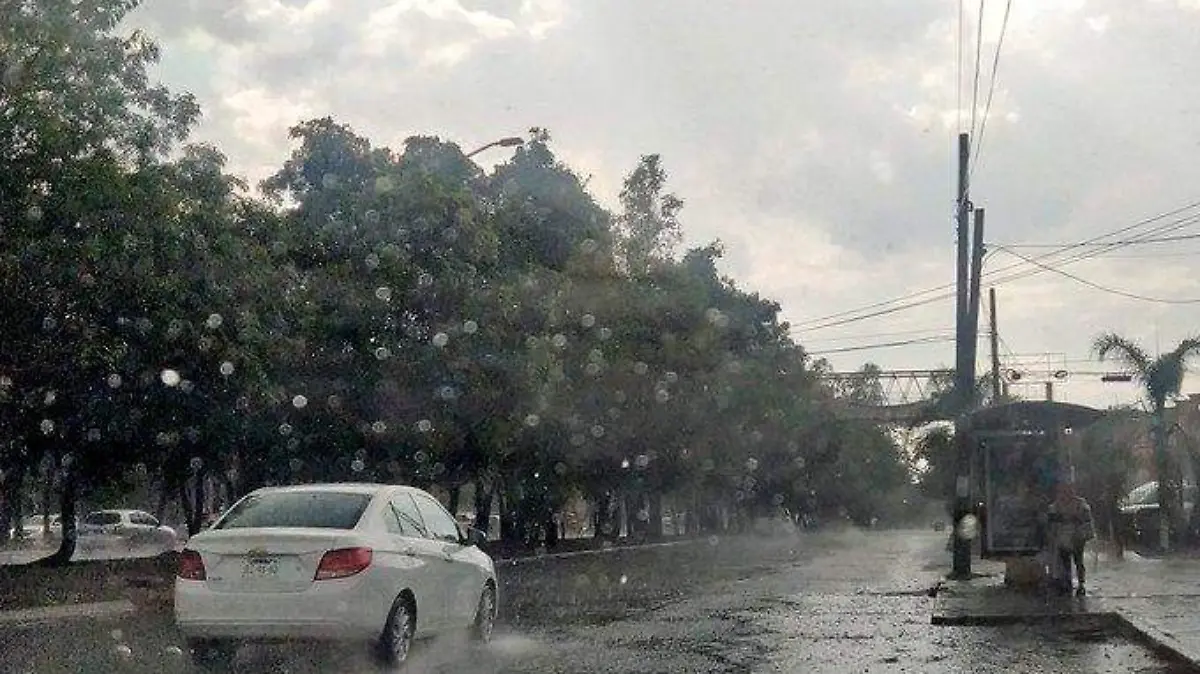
[174,482,498,670]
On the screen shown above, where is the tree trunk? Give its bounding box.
[40,468,77,567]
[1153,411,1175,552]
[447,484,461,521]
[543,511,559,548]
[473,479,492,535]
[647,491,663,540]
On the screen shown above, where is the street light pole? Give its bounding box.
[466,136,525,158]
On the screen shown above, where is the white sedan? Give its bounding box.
[174,482,498,670]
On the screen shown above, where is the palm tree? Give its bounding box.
[1093,333,1200,552]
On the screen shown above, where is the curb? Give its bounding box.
[495,538,702,566]
[0,600,135,628]
[1114,613,1200,673]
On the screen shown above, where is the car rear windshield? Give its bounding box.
[215,491,373,530]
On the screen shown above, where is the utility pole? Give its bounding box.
[989,288,1002,402]
[951,132,973,579]
[966,208,986,381]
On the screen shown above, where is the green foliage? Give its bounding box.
[0,13,914,546]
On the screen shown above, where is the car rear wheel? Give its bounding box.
[376,594,416,669]
[471,584,497,643]
[187,638,236,671]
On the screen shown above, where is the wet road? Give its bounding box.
[0,529,1185,673]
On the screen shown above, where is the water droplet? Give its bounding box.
[26,205,42,221]
[746,457,759,471]
[375,347,391,360]
[287,437,300,450]
[794,456,807,469]
[364,209,380,224]
[292,395,308,409]
[708,535,720,547]
[163,645,184,658]
[39,419,54,435]
[598,327,613,340]
[524,336,539,350]
[633,362,649,375]
[321,173,339,189]
[655,389,670,403]
[664,371,678,384]
[289,458,303,472]
[570,434,586,446]
[590,424,605,438]
[219,361,235,376]
[551,334,567,349]
[189,457,203,471]
[180,379,195,393]
[110,628,124,641]
[160,369,182,387]
[432,462,446,476]
[351,459,366,473]
[87,428,101,442]
[113,643,133,659]
[581,238,598,253]
[418,272,434,287]
[635,454,650,469]
[372,421,387,434]
[205,313,223,330]
[327,394,342,409]
[365,253,381,270]
[772,493,785,506]
[43,390,56,406]
[463,320,479,334]
[524,414,541,427]
[621,458,630,469]
[279,423,293,436]
[580,314,596,328]
[432,332,450,348]
[619,574,628,584]
[41,316,56,331]
[554,462,568,475]
[584,362,601,376]
[375,286,392,301]
[416,419,433,433]
[636,509,649,522]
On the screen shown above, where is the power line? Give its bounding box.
[795,326,956,343]
[992,232,1200,248]
[968,0,987,143]
[957,0,965,135]
[970,0,1014,179]
[806,335,957,356]
[794,199,1200,331]
[994,246,1200,304]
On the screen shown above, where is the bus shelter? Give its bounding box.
[968,401,1104,561]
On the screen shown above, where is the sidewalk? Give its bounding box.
[933,550,1200,670]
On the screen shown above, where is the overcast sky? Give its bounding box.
[127,0,1200,411]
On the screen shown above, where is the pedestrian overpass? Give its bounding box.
[820,369,956,424]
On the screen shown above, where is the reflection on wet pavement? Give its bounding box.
[0,530,1189,673]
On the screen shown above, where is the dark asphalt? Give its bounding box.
[0,528,1186,673]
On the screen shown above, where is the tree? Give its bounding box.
[1093,333,1200,551]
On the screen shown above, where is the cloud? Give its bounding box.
[125,0,1200,407]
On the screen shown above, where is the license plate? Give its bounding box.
[242,557,279,579]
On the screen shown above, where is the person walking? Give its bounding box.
[1047,481,1096,596]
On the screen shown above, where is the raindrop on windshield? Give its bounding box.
[366,253,381,270]
[39,419,54,435]
[351,459,366,473]
[432,332,450,348]
[279,423,293,436]
[463,320,479,334]
[580,314,596,328]
[633,362,649,375]
[375,346,391,360]
[416,419,433,433]
[551,334,567,349]
[372,421,387,434]
[292,395,308,409]
[375,286,392,301]
[107,374,123,388]
[160,369,182,387]
[219,361,235,376]
[524,414,541,428]
[205,313,223,330]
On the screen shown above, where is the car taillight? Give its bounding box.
[315,547,373,581]
[178,549,206,581]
